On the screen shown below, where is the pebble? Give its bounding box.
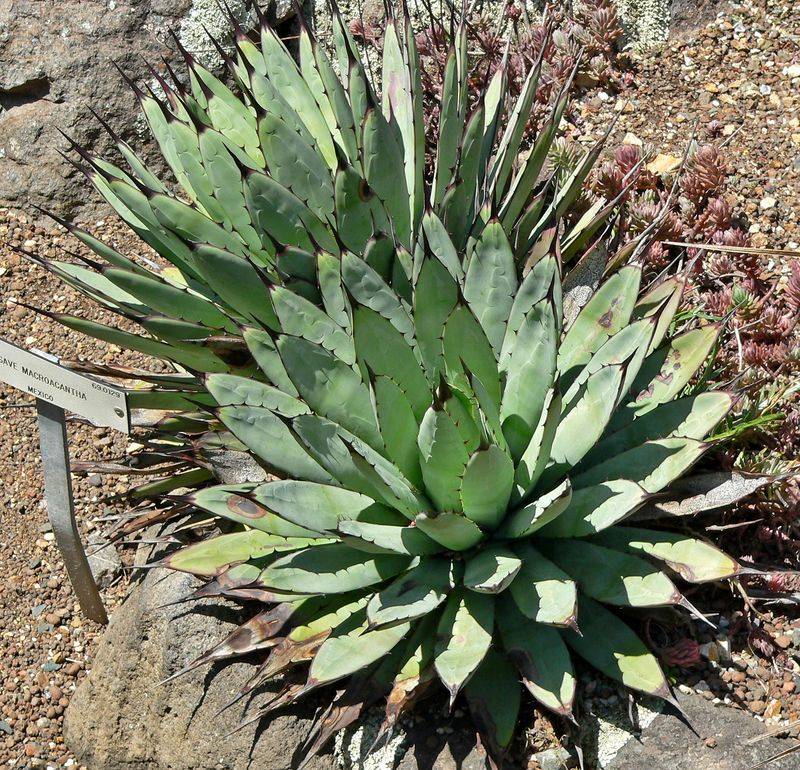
[531,746,571,770]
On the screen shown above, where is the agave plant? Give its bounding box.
[24,2,748,763]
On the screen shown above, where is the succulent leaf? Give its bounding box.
[464,546,522,594]
[510,544,577,627]
[464,649,521,756]
[367,558,453,627]
[590,527,740,583]
[539,539,681,607]
[434,589,494,704]
[497,595,576,716]
[564,596,671,699]
[260,543,411,594]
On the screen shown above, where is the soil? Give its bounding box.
[0,213,156,768]
[1,1,800,768]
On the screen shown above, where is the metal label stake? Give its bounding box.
[37,400,109,624]
[0,337,130,624]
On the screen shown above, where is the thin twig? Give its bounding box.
[663,241,800,257]
[748,742,800,769]
[745,718,800,744]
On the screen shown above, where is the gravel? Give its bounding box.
[0,211,152,768]
[569,0,800,253]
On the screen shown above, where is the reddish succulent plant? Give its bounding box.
[681,145,728,205]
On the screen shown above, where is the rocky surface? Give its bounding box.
[64,552,333,770]
[581,0,800,252]
[0,0,294,220]
[606,693,800,769]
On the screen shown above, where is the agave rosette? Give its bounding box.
[27,3,747,761]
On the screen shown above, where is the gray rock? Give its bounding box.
[86,534,122,589]
[586,692,800,769]
[669,0,727,40]
[64,560,333,770]
[0,0,295,219]
[530,746,571,770]
[205,448,268,484]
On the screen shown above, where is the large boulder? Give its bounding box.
[63,560,488,770]
[63,564,333,770]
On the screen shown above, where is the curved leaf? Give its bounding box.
[163,529,325,577]
[509,544,577,627]
[464,649,521,758]
[260,543,410,594]
[434,589,494,703]
[591,526,741,583]
[464,546,522,594]
[537,479,648,538]
[499,479,572,539]
[460,446,514,528]
[497,595,575,716]
[563,596,670,699]
[540,539,681,607]
[367,558,453,628]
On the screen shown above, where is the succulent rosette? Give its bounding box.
[26,3,745,762]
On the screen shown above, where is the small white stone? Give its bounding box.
[759,196,777,210]
[622,132,643,147]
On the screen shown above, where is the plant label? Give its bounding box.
[0,337,129,433]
